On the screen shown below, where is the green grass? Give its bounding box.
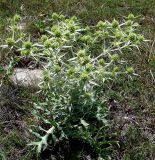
[0,0,155,43]
[0,0,155,29]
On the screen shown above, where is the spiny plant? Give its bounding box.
[1,13,145,159]
[0,14,25,83]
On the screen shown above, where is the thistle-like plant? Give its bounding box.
[2,13,145,158]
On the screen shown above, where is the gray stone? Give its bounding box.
[10,68,43,88]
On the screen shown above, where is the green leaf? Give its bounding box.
[80,119,89,128]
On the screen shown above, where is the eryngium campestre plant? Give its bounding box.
[2,13,145,158]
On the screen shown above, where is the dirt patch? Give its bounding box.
[0,85,34,159]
